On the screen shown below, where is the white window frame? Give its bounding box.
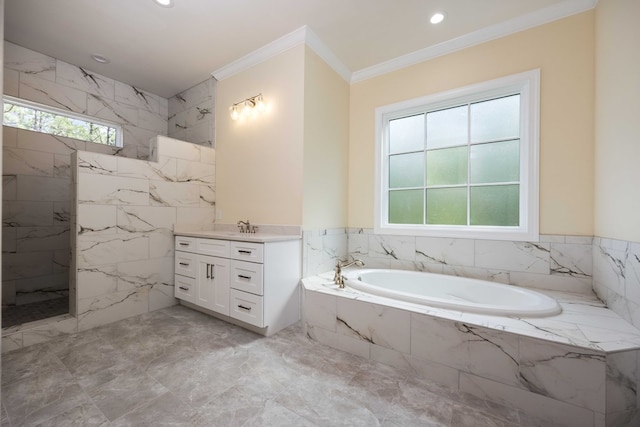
[3,95,123,147]
[374,69,540,241]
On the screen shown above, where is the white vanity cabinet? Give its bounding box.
[173,233,301,336]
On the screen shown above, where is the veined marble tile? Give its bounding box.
[415,236,474,267]
[606,350,638,414]
[2,280,16,305]
[3,175,17,200]
[87,94,137,126]
[3,227,17,253]
[3,201,53,227]
[510,271,592,294]
[368,235,415,261]
[475,240,550,274]
[169,79,212,113]
[149,279,177,311]
[519,337,606,412]
[337,298,410,353]
[593,240,628,296]
[200,146,215,165]
[53,250,70,273]
[188,100,213,126]
[16,128,86,154]
[122,125,158,157]
[155,136,202,161]
[441,265,510,284]
[150,181,199,207]
[176,159,215,185]
[77,264,119,299]
[4,126,18,147]
[566,235,594,245]
[117,257,173,292]
[3,147,54,176]
[76,234,149,267]
[175,207,215,231]
[17,175,71,202]
[200,185,216,207]
[625,243,640,307]
[115,82,163,114]
[5,41,55,80]
[2,251,52,281]
[53,154,72,178]
[116,206,176,234]
[76,152,118,175]
[77,288,149,331]
[78,174,149,205]
[77,205,117,235]
[187,120,213,146]
[411,314,520,386]
[4,67,20,96]
[53,202,71,225]
[551,242,592,278]
[460,373,595,427]
[56,60,115,99]
[149,229,175,259]
[16,226,69,252]
[117,156,176,182]
[138,109,168,134]
[302,288,337,332]
[20,73,87,114]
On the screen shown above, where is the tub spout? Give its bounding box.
[334,258,365,288]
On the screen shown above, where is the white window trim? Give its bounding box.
[374,69,540,242]
[3,95,124,147]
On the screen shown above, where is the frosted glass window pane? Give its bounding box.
[426,188,467,225]
[389,114,425,154]
[470,140,520,184]
[470,185,519,226]
[389,152,424,188]
[426,146,468,186]
[389,190,424,224]
[470,95,520,143]
[426,106,468,149]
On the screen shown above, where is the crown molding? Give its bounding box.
[211,26,351,82]
[351,0,597,83]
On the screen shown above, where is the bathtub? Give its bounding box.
[343,269,561,317]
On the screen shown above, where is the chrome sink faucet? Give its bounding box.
[237,220,258,233]
[334,258,365,288]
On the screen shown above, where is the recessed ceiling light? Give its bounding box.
[153,0,174,7]
[90,54,110,64]
[430,12,446,24]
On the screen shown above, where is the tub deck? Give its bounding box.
[302,271,640,426]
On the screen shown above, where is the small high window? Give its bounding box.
[375,70,540,241]
[3,95,122,147]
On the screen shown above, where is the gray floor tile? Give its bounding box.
[110,391,198,427]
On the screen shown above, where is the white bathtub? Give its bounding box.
[344,269,561,317]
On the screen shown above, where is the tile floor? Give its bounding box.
[2,297,69,329]
[2,305,550,426]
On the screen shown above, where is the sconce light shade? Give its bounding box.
[230,93,265,120]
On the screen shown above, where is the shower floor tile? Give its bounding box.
[2,297,69,329]
[1,305,538,426]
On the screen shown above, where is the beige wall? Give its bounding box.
[348,12,595,236]
[302,47,350,229]
[215,45,305,225]
[594,0,640,242]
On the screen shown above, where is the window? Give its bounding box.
[3,95,123,147]
[375,70,539,241]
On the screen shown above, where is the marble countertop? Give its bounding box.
[174,229,301,243]
[303,270,640,354]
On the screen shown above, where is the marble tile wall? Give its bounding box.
[2,127,121,307]
[2,136,216,351]
[4,41,169,160]
[71,136,216,331]
[168,78,215,147]
[302,227,593,294]
[593,237,640,329]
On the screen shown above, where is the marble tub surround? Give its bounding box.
[168,78,216,147]
[302,272,640,426]
[593,237,640,329]
[1,306,539,427]
[302,228,348,277]
[4,41,169,160]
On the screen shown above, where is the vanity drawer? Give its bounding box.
[196,238,230,257]
[230,260,264,295]
[230,241,263,263]
[175,236,196,253]
[175,252,197,278]
[175,275,195,303]
[230,289,264,327]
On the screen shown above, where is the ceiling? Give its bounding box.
[5,0,593,99]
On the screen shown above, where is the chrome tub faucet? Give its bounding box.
[334,258,365,288]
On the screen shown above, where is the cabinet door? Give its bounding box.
[196,255,230,315]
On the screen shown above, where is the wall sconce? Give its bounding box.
[229,93,266,120]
